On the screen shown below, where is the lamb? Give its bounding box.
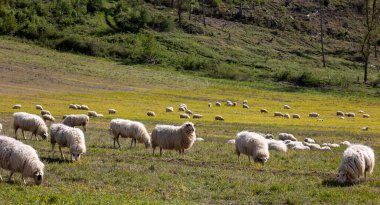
[80,105,89,110]
[279,133,297,141]
[88,111,98,117]
[193,114,203,119]
[35,105,43,110]
[147,111,156,117]
[151,122,196,156]
[266,139,287,152]
[363,114,370,118]
[0,135,44,185]
[166,107,174,112]
[260,109,268,113]
[284,105,291,109]
[336,111,344,116]
[292,114,301,119]
[284,113,290,119]
[62,114,89,131]
[13,112,48,140]
[185,109,193,115]
[274,112,283,117]
[109,119,151,149]
[215,102,221,107]
[215,115,224,121]
[304,138,315,143]
[108,109,117,114]
[235,131,269,164]
[309,112,319,118]
[42,114,55,122]
[243,104,249,109]
[12,104,22,109]
[41,110,51,116]
[50,124,86,161]
[337,144,375,184]
[346,112,356,117]
[180,114,190,119]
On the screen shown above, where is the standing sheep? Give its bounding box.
[12,104,22,109]
[179,107,186,112]
[274,112,283,117]
[62,114,89,131]
[260,109,268,113]
[41,110,51,116]
[226,101,234,106]
[166,107,174,112]
[193,114,203,119]
[42,114,55,122]
[215,115,224,121]
[109,119,151,149]
[180,114,190,119]
[13,112,48,140]
[88,111,98,117]
[208,103,212,108]
[309,112,320,118]
[235,131,270,164]
[363,114,370,118]
[346,112,356,117]
[108,109,117,114]
[147,111,156,117]
[0,135,44,185]
[185,110,193,115]
[215,102,221,107]
[35,105,43,110]
[69,104,78,110]
[337,144,375,184]
[243,104,249,109]
[50,124,86,161]
[337,111,344,116]
[284,113,290,119]
[292,114,301,119]
[151,122,196,156]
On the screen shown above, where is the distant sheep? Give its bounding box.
[304,142,321,150]
[80,105,89,110]
[226,101,233,106]
[274,112,283,117]
[285,141,304,149]
[321,146,332,151]
[97,114,104,117]
[293,145,310,150]
[88,111,98,117]
[337,144,375,184]
[69,104,78,109]
[243,104,249,109]
[62,114,89,131]
[41,110,51,116]
[346,112,355,117]
[363,114,370,118]
[284,113,290,119]
[358,110,365,114]
[279,133,297,141]
[179,104,187,110]
[147,111,156,117]
[362,127,369,131]
[243,100,248,104]
[166,107,174,112]
[12,104,22,109]
[109,119,151,149]
[215,115,224,121]
[50,124,86,161]
[336,111,344,116]
[215,102,221,107]
[232,102,237,106]
[193,114,203,119]
[151,122,196,156]
[42,114,55,122]
[185,109,193,115]
[227,139,236,144]
[208,103,212,108]
[292,114,301,119]
[340,141,351,146]
[339,116,345,120]
[178,107,186,112]
[0,135,44,185]
[284,105,291,109]
[13,112,48,140]
[266,139,287,152]
[180,114,190,119]
[235,131,269,164]
[304,138,315,143]
[260,108,268,113]
[35,105,43,110]
[108,109,117,114]
[309,112,319,118]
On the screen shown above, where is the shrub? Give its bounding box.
[55,36,107,56]
[129,33,162,64]
[291,72,321,87]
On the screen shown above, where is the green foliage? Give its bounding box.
[55,36,107,56]
[129,33,162,64]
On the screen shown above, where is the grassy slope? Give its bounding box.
[0,38,379,204]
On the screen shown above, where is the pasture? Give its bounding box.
[0,38,379,204]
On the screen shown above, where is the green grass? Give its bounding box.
[0,38,379,204]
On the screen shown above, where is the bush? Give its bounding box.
[273,70,291,82]
[291,72,321,87]
[178,55,216,71]
[0,12,17,34]
[55,36,107,56]
[129,33,162,64]
[87,0,104,13]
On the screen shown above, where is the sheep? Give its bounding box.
[304,138,315,143]
[62,114,89,131]
[215,102,221,107]
[284,113,290,119]
[279,133,297,141]
[0,123,2,134]
[304,142,321,150]
[41,110,51,116]
[292,114,301,119]
[151,122,196,156]
[80,105,89,110]
[232,102,237,106]
[346,112,356,117]
[185,109,193,115]
[362,127,369,131]
[340,141,351,146]
[109,119,151,149]
[293,145,310,150]
[166,107,174,112]
[196,137,204,142]
[0,135,44,185]
[42,114,55,122]
[337,111,344,116]
[337,144,375,184]
[284,105,291,109]
[226,101,233,106]
[97,114,104,117]
[243,100,248,104]
[13,112,48,141]
[193,114,203,119]
[339,116,345,120]
[180,114,190,119]
[88,111,98,117]
[215,115,224,121]
[235,131,269,164]
[266,139,287,152]
[274,112,283,117]
[50,124,86,161]
[358,110,365,114]
[328,143,340,148]
[321,146,332,151]
[264,134,274,139]
[75,104,81,109]
[12,104,22,109]
[179,104,187,110]
[309,112,319,118]
[35,105,43,110]
[243,104,249,109]
[260,109,268,113]
[208,103,212,108]
[227,139,236,144]
[363,114,370,118]
[69,104,78,109]
[179,107,186,112]
[147,111,156,117]
[286,141,304,149]
[108,109,117,114]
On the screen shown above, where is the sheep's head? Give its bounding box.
[144,140,151,148]
[337,170,347,184]
[71,152,81,161]
[34,171,44,185]
[254,154,269,165]
[40,132,48,140]
[182,122,195,134]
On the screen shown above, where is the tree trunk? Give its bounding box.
[319,0,326,67]
[201,0,206,27]
[178,0,182,26]
[364,57,368,83]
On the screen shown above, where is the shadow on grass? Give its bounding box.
[40,157,68,164]
[322,179,353,187]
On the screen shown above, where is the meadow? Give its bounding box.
[0,38,379,204]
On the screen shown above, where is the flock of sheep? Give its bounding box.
[0,101,375,187]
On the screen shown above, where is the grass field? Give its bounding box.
[0,38,379,204]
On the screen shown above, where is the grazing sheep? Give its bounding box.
[329,143,340,148]
[226,101,233,106]
[215,115,224,121]
[232,102,237,106]
[264,134,274,139]
[260,109,268,113]
[13,112,48,141]
[108,109,117,114]
[304,138,315,143]
[147,111,156,117]
[12,104,22,109]
[179,104,187,110]
[196,137,204,142]
[284,113,290,119]
[284,105,291,109]
[285,141,304,149]
[339,116,345,120]
[346,112,356,117]
[279,133,297,141]
[340,141,351,146]
[243,104,249,109]
[179,107,186,112]
[274,112,283,117]
[363,114,370,118]
[41,110,51,116]
[304,142,321,150]
[243,100,248,104]
[151,122,196,156]
[42,114,55,122]
[337,144,375,184]
[69,104,78,110]
[321,146,332,151]
[97,114,104,117]
[293,145,310,150]
[292,114,301,119]
[166,107,174,112]
[227,139,236,144]
[235,131,269,164]
[215,102,221,107]
[362,127,369,131]
[80,105,89,110]
[358,110,365,114]
[50,124,86,161]
[74,104,81,109]
[208,103,212,108]
[193,114,203,119]
[180,114,190,119]
[0,123,2,134]
[109,119,151,149]
[309,112,319,118]
[35,105,43,110]
[88,111,98,117]
[0,135,44,185]
[62,114,89,131]
[185,109,193,115]
[266,139,287,152]
[337,111,344,116]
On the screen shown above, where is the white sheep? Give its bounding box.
[166,107,174,112]
[41,110,51,116]
[208,103,212,108]
[337,144,375,184]
[243,100,248,104]
[97,114,104,117]
[243,104,249,109]
[292,114,301,119]
[108,109,117,114]
[69,104,78,109]
[304,138,315,143]
[179,103,187,110]
[80,105,89,110]
[227,139,236,144]
[179,107,186,112]
[274,112,283,117]
[321,146,332,151]
[12,104,22,109]
[284,105,291,109]
[180,114,190,119]
[151,122,196,156]
[13,112,48,140]
[215,115,224,121]
[88,111,98,117]
[284,113,290,119]
[35,105,43,110]
[62,114,89,131]
[339,116,345,120]
[226,101,233,106]
[42,114,55,122]
[279,133,297,141]
[185,109,193,115]
[309,112,319,118]
[266,139,287,152]
[362,127,369,131]
[328,143,340,148]
[358,110,365,114]
[336,111,344,116]
[215,102,221,107]
[340,141,351,146]
[260,108,268,113]
[109,119,151,149]
[50,124,86,161]
[193,114,203,119]
[363,114,370,118]
[286,141,304,149]
[235,131,269,164]
[293,145,310,150]
[346,112,355,117]
[147,111,156,117]
[304,142,321,150]
[0,135,44,185]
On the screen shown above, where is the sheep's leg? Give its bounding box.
[51,143,56,158]
[113,137,116,148]
[83,125,87,132]
[237,152,240,163]
[59,146,65,160]
[22,130,26,140]
[129,139,133,149]
[248,156,251,162]
[133,139,137,147]
[116,136,121,149]
[160,148,162,156]
[22,175,26,185]
[152,147,156,155]
[14,128,18,139]
[8,172,14,182]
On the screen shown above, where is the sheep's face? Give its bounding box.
[183,122,195,134]
[71,153,81,161]
[34,171,44,185]
[337,170,348,184]
[144,141,151,148]
[254,155,268,165]
[41,132,48,140]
